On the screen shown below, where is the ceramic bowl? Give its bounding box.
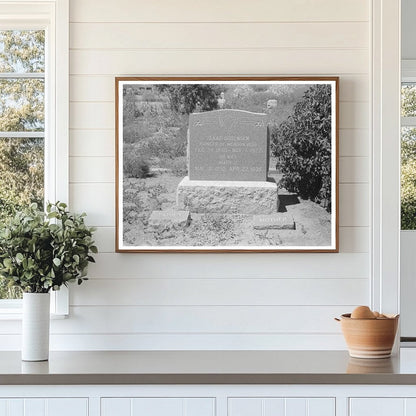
[337,313,399,359]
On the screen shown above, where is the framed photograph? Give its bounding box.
[115,77,339,252]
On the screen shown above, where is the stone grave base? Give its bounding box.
[148,210,191,232]
[176,176,278,214]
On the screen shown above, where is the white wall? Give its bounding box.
[59,0,371,350]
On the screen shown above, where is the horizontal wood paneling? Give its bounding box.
[339,129,369,157]
[339,102,369,129]
[0,333,347,350]
[70,103,114,129]
[61,0,372,351]
[0,305,354,335]
[70,76,115,102]
[70,277,368,306]
[339,184,369,227]
[57,305,352,334]
[70,157,115,183]
[339,157,368,183]
[69,130,114,157]
[69,183,114,226]
[70,49,368,76]
[70,0,369,23]
[86,253,369,279]
[69,74,369,103]
[92,227,115,253]
[91,226,369,254]
[70,22,368,50]
[339,227,369,253]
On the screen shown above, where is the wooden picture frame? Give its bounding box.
[115,77,339,253]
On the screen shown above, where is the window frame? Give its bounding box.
[0,0,69,316]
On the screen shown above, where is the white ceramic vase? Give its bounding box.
[22,292,50,361]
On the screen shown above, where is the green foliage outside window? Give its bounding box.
[0,30,45,298]
[401,85,416,230]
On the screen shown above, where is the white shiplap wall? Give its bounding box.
[56,0,371,350]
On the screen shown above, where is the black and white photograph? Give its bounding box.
[116,77,338,252]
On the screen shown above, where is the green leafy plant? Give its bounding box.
[0,202,97,293]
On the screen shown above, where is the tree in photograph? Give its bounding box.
[271,84,332,210]
[156,84,219,114]
[122,88,136,124]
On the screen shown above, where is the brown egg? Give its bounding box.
[373,311,380,318]
[351,306,376,319]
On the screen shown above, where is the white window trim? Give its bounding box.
[0,0,69,317]
[371,0,401,325]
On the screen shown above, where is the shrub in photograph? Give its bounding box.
[271,84,332,210]
[124,147,150,179]
[156,84,220,114]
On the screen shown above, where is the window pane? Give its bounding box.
[0,30,45,73]
[402,84,416,117]
[0,78,44,131]
[401,126,416,230]
[0,29,45,301]
[0,137,44,217]
[402,127,416,163]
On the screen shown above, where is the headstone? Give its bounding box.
[148,210,191,231]
[176,109,278,215]
[188,109,269,181]
[253,213,295,230]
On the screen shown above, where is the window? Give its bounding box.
[401,81,416,230]
[0,0,69,314]
[0,29,45,300]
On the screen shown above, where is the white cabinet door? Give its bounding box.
[101,398,215,416]
[228,398,335,416]
[350,398,416,416]
[0,398,88,416]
